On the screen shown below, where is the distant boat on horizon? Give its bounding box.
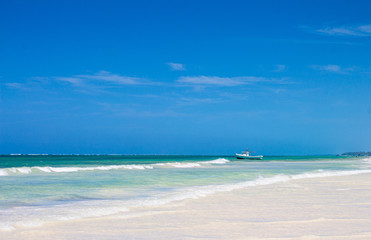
[235,149,263,160]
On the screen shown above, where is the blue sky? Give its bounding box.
[1,0,370,154]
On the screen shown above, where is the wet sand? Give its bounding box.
[2,173,371,240]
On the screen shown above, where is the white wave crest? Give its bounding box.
[166,162,202,168]
[8,167,32,174]
[153,158,229,169]
[291,169,371,180]
[0,164,153,176]
[0,158,231,177]
[203,158,230,164]
[0,169,9,176]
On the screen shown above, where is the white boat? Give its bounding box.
[235,149,263,160]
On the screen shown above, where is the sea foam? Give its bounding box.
[0,164,154,176]
[154,158,229,169]
[0,158,230,176]
[203,158,230,164]
[0,169,8,176]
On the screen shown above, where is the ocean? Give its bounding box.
[1,155,370,232]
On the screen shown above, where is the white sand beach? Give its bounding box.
[2,173,371,240]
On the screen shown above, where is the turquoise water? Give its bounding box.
[1,155,370,231]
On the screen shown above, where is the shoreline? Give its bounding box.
[2,172,371,240]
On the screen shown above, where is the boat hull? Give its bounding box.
[235,154,263,160]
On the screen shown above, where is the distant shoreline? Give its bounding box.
[341,152,371,156]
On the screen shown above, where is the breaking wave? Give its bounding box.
[0,158,230,176]
[0,165,153,176]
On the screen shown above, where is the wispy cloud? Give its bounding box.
[4,77,50,91]
[178,76,264,86]
[56,77,85,86]
[51,71,156,94]
[166,62,185,71]
[176,97,225,106]
[273,64,286,72]
[311,64,357,74]
[177,75,289,87]
[4,82,29,90]
[312,64,341,73]
[316,24,371,36]
[4,71,153,94]
[56,71,147,87]
[96,102,189,118]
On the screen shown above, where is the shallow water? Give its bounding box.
[0,155,370,231]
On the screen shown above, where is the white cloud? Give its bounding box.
[166,62,185,71]
[177,76,271,87]
[4,78,47,91]
[56,77,85,86]
[5,82,27,90]
[311,64,356,74]
[358,25,371,33]
[322,64,341,73]
[274,64,286,72]
[55,71,147,87]
[317,24,371,36]
[177,97,224,106]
